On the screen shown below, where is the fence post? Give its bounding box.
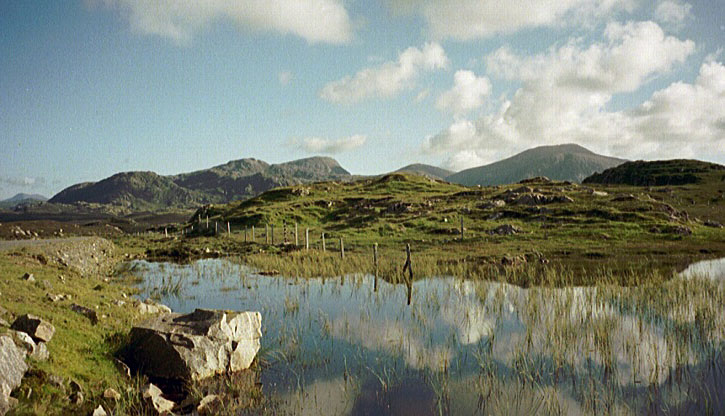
[252,225,255,241]
[403,243,413,305]
[265,225,269,244]
[283,221,287,244]
[244,227,248,242]
[340,238,344,259]
[322,232,326,252]
[206,215,209,229]
[271,224,275,245]
[295,223,298,247]
[373,243,378,292]
[460,216,464,241]
[227,221,231,236]
[306,228,309,251]
[215,221,218,234]
[164,227,168,238]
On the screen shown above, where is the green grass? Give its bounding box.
[0,248,143,415]
[122,172,725,285]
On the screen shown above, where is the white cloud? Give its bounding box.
[414,89,430,103]
[297,135,367,154]
[278,71,293,86]
[319,43,449,104]
[424,21,710,170]
[93,0,353,44]
[385,0,636,40]
[655,1,693,26]
[436,70,491,116]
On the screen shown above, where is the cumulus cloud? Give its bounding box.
[384,0,636,40]
[424,21,710,170]
[655,1,693,27]
[319,43,449,104]
[93,0,353,44]
[436,70,491,116]
[296,135,367,154]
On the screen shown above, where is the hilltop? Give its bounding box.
[583,159,725,186]
[447,144,626,186]
[394,164,454,180]
[0,193,47,209]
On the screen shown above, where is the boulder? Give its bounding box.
[0,335,27,416]
[10,314,55,343]
[125,309,261,381]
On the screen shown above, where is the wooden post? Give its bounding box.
[305,228,309,251]
[460,216,464,240]
[206,215,209,229]
[227,221,231,236]
[271,224,275,245]
[295,223,298,247]
[215,221,218,234]
[265,225,269,244]
[403,244,413,305]
[283,221,287,244]
[340,238,344,259]
[322,232,326,252]
[164,227,168,238]
[244,227,248,242]
[373,243,378,292]
[252,225,255,241]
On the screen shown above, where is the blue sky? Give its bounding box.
[1,0,724,199]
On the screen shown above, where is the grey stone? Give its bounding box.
[0,335,27,416]
[125,309,261,381]
[22,273,35,283]
[102,388,121,401]
[142,383,175,414]
[197,394,222,415]
[92,405,108,416]
[489,224,523,236]
[70,304,99,325]
[10,314,55,343]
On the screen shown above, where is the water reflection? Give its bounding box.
[129,258,725,415]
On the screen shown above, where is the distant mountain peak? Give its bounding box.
[394,164,454,180]
[447,143,626,186]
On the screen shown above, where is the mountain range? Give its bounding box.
[40,144,626,212]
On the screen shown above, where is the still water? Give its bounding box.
[128,258,725,415]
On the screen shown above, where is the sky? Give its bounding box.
[1,0,724,200]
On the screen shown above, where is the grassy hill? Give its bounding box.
[447,144,626,186]
[583,159,725,186]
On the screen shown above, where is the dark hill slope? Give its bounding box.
[447,144,625,186]
[49,172,207,210]
[583,160,725,186]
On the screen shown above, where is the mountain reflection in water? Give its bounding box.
[130,258,725,415]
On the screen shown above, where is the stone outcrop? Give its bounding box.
[10,314,55,343]
[124,309,261,381]
[0,335,27,416]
